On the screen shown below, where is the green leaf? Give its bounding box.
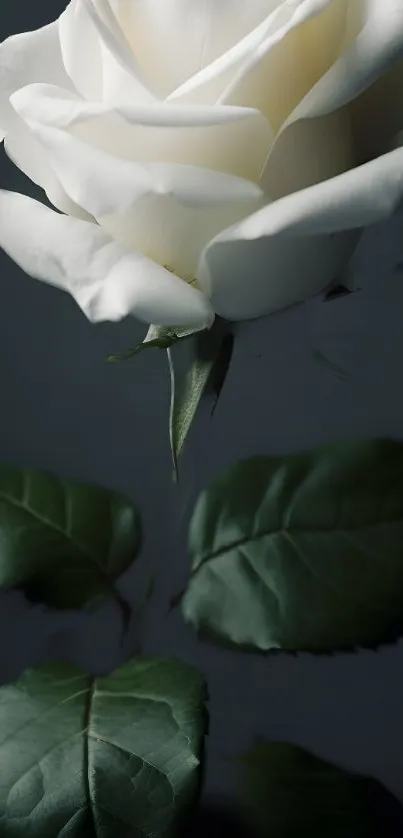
[168,323,234,480]
[181,440,403,652]
[0,464,141,613]
[108,324,199,362]
[0,656,208,837]
[208,332,235,416]
[237,741,403,837]
[167,346,214,481]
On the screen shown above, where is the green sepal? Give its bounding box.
[108,324,201,362]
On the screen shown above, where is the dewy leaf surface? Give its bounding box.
[182,440,403,652]
[0,464,141,609]
[0,657,207,837]
[237,741,403,837]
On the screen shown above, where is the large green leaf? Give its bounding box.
[181,440,403,652]
[0,656,208,837]
[0,464,141,612]
[237,741,403,837]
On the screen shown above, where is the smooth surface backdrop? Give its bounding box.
[1,0,403,808]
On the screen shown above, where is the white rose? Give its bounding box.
[0,0,403,327]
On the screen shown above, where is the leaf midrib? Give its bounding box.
[88,733,173,779]
[0,490,115,593]
[84,678,96,836]
[193,516,403,570]
[0,490,102,565]
[5,680,172,836]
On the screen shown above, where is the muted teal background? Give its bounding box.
[1,1,403,810]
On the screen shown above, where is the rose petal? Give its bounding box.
[0,190,214,327]
[0,22,87,217]
[11,82,272,182]
[3,125,93,220]
[82,0,158,103]
[167,0,334,107]
[11,81,263,128]
[12,101,264,207]
[222,0,403,191]
[16,113,263,278]
[112,0,278,98]
[198,146,403,320]
[279,0,403,134]
[0,20,72,136]
[166,3,289,106]
[221,0,353,129]
[58,0,104,100]
[261,109,354,200]
[60,0,159,106]
[247,0,403,210]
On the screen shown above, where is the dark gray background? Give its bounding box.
[1,0,403,806]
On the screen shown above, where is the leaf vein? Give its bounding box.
[0,490,105,573]
[0,685,89,749]
[194,517,403,570]
[280,531,365,605]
